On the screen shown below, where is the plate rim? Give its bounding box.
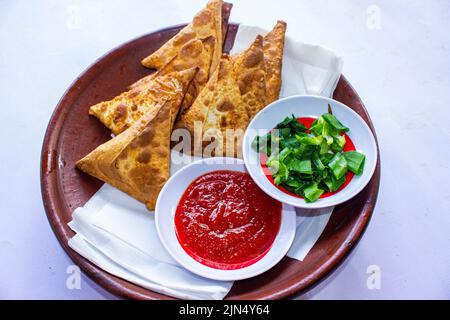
[40,23,380,300]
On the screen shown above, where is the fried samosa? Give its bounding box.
[131,37,216,115]
[176,54,249,158]
[263,20,287,104]
[77,99,175,210]
[89,67,197,135]
[232,35,267,119]
[141,0,225,78]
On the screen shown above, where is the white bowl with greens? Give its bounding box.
[243,95,377,209]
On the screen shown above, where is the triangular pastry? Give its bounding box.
[262,20,287,104]
[89,67,197,135]
[77,99,175,210]
[131,37,216,115]
[232,35,267,119]
[175,54,249,158]
[141,0,224,79]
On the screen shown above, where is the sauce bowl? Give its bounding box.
[155,157,296,281]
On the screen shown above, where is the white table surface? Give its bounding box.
[1,0,449,300]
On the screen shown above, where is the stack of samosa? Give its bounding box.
[77,0,231,210]
[78,67,197,209]
[76,0,287,211]
[176,20,287,157]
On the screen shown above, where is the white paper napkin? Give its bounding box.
[68,24,343,299]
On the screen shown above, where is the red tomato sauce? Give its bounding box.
[174,170,282,270]
[260,117,356,199]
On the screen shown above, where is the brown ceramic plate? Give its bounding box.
[41,23,380,300]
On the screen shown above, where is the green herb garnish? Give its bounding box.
[253,107,366,202]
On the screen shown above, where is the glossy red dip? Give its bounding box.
[174,170,282,270]
[260,117,356,199]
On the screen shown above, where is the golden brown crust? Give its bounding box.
[130,38,212,89]
[175,55,249,158]
[140,0,223,77]
[89,67,196,135]
[263,20,286,104]
[179,37,216,114]
[232,35,267,119]
[130,38,216,116]
[157,37,216,112]
[77,99,174,210]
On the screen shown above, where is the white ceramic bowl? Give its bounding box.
[243,95,378,209]
[155,157,296,281]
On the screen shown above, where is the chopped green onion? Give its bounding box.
[290,159,313,175]
[323,173,346,192]
[328,153,348,180]
[343,151,366,175]
[322,113,349,132]
[303,183,324,202]
[253,106,366,203]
